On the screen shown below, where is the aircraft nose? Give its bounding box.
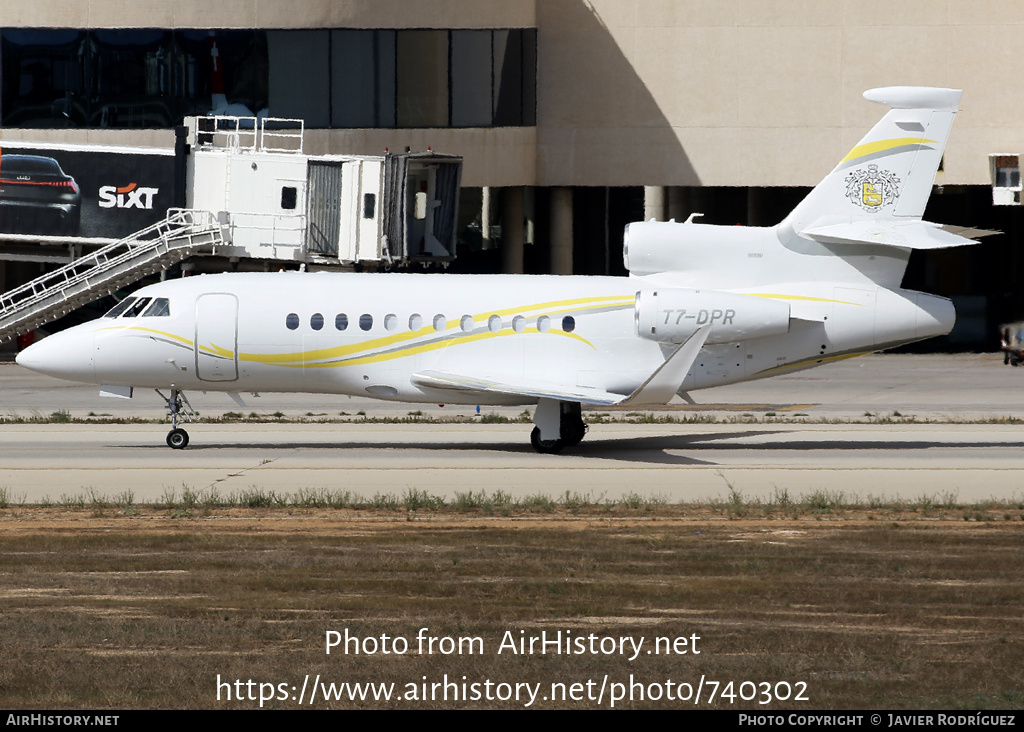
[15,327,96,383]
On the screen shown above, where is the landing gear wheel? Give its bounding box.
[561,419,587,447]
[166,428,189,449]
[531,427,564,454]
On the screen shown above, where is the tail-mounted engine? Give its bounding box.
[635,289,791,345]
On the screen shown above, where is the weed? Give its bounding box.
[370,492,399,510]
[522,494,556,513]
[404,487,444,511]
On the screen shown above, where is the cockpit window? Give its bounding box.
[103,297,137,318]
[142,298,170,317]
[121,297,152,318]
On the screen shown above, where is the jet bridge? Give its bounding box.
[186,116,462,265]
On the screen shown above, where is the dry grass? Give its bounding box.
[0,508,1022,709]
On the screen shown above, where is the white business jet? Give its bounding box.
[17,87,975,452]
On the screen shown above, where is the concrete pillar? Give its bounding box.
[481,186,492,250]
[550,187,573,275]
[644,185,666,222]
[501,186,525,274]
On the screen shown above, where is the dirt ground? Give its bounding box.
[1,508,1022,709]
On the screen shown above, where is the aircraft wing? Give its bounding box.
[412,326,711,407]
[411,371,630,406]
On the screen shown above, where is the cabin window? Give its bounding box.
[103,298,136,318]
[537,315,551,333]
[433,314,446,331]
[561,316,576,333]
[335,313,348,331]
[363,193,376,219]
[359,314,373,331]
[409,313,423,331]
[142,298,171,317]
[512,315,526,333]
[286,313,299,330]
[460,315,474,332]
[310,313,324,330]
[122,297,152,317]
[384,313,398,331]
[488,314,501,333]
[281,186,297,210]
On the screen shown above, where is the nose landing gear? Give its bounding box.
[167,428,189,449]
[157,388,196,449]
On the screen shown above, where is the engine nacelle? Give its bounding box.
[635,288,791,344]
[623,220,771,276]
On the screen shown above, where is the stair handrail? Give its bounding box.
[0,209,219,315]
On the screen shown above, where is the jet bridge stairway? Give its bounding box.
[0,209,222,343]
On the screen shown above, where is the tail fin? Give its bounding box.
[783,87,961,234]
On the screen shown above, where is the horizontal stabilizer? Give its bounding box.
[801,220,980,250]
[939,224,1001,240]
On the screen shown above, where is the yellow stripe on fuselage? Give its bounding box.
[104,294,631,368]
[743,293,863,306]
[237,295,630,366]
[755,350,871,376]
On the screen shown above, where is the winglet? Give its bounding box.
[618,325,710,406]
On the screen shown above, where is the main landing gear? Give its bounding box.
[157,388,196,449]
[530,399,587,454]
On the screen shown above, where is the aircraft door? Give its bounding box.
[194,293,239,382]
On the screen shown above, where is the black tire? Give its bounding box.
[166,428,189,449]
[530,426,564,454]
[561,419,587,447]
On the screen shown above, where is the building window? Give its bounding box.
[0,27,537,130]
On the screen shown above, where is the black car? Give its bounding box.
[0,154,82,236]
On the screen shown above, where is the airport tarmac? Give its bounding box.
[2,353,1023,503]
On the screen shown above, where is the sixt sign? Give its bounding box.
[0,142,175,239]
[98,182,159,210]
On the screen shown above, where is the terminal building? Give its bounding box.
[1,0,1022,349]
